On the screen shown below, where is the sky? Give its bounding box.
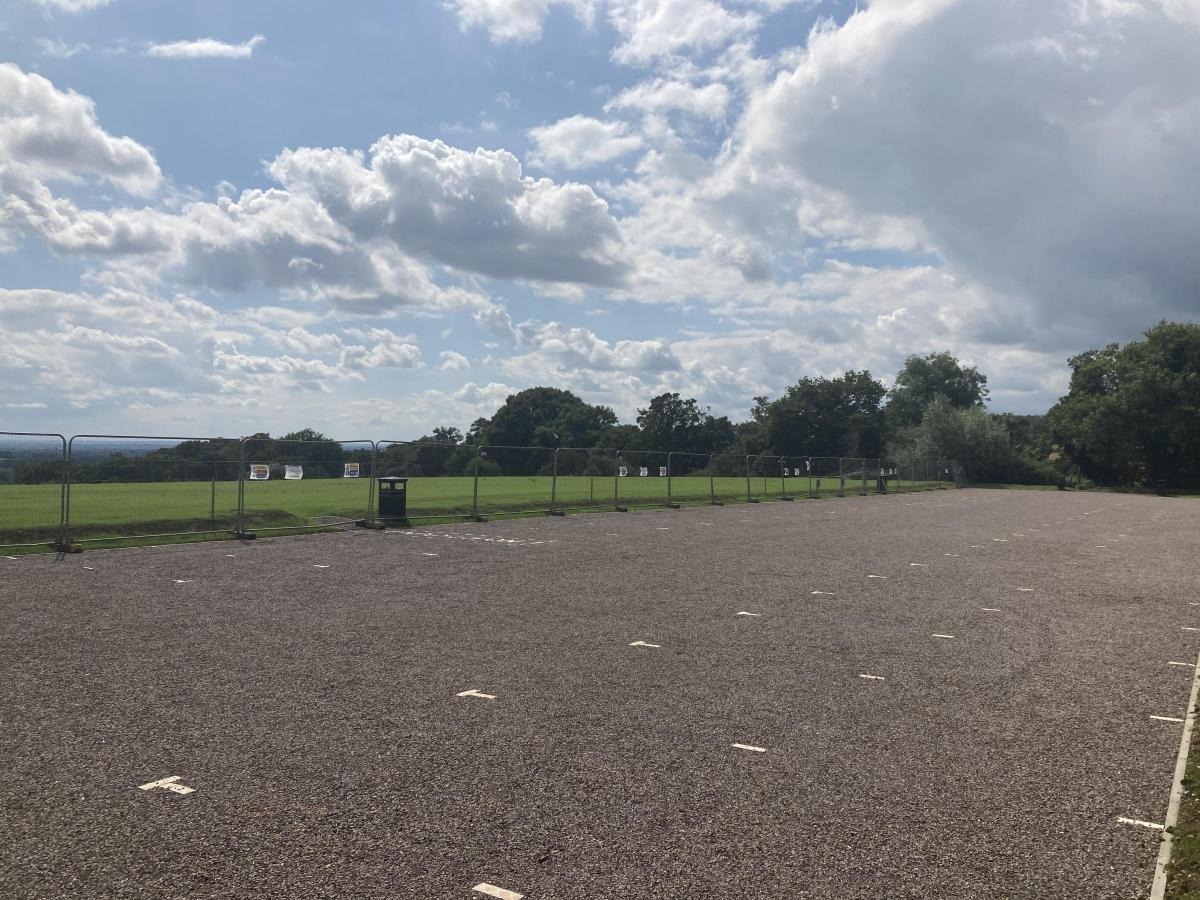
[1,0,1198,439]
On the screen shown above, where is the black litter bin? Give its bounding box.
[377,477,409,519]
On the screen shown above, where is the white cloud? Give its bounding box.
[146,35,266,60]
[527,115,644,169]
[606,79,730,120]
[444,0,596,42]
[439,350,471,370]
[0,63,161,196]
[36,38,90,59]
[607,0,760,64]
[33,0,110,11]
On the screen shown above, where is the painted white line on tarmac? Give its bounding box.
[944,553,960,557]
[932,634,956,639]
[83,566,95,571]
[1151,715,1185,724]
[858,674,885,681]
[1016,588,1034,592]
[1184,627,1200,632]
[457,689,496,700]
[629,640,661,648]
[909,563,927,567]
[473,884,523,900]
[1189,603,1199,607]
[313,564,330,568]
[138,775,195,795]
[736,611,762,617]
[656,527,669,530]
[867,575,887,579]
[173,579,191,584]
[981,608,1001,612]
[1119,817,1164,831]
[1151,651,1200,898]
[422,552,439,556]
[993,539,1008,542]
[811,591,834,596]
[732,743,767,752]
[1169,661,1192,667]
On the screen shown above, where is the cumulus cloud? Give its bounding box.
[444,0,597,42]
[0,63,161,196]
[605,78,730,120]
[732,0,1200,345]
[527,115,644,169]
[439,350,471,370]
[146,35,266,60]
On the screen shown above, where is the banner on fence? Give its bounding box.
[344,463,360,478]
[249,464,270,481]
[659,466,667,477]
[285,465,304,480]
[619,466,628,477]
[806,459,812,472]
[639,467,648,477]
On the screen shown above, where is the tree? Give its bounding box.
[887,352,989,428]
[478,387,618,449]
[635,393,736,455]
[762,371,887,458]
[1049,322,1200,487]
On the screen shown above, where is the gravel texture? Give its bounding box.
[1,488,1197,899]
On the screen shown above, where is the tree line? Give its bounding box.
[3,322,1197,488]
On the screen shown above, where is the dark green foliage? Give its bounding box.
[1049,322,1200,487]
[762,371,887,458]
[886,351,989,427]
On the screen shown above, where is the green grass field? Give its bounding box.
[0,473,947,547]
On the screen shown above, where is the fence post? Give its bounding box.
[709,454,718,505]
[210,461,217,532]
[550,448,563,516]
[471,446,482,520]
[862,461,868,496]
[937,458,943,489]
[667,451,673,505]
[367,441,378,519]
[59,435,71,549]
[837,457,846,497]
[613,451,626,511]
[236,438,247,537]
[745,456,753,502]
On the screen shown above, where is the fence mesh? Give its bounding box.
[0,432,66,548]
[553,447,620,511]
[614,450,671,508]
[475,445,555,517]
[667,452,716,505]
[239,437,374,532]
[63,435,238,544]
[375,440,476,520]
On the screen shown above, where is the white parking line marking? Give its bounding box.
[83,566,95,571]
[1151,715,1185,723]
[811,591,834,596]
[173,579,191,584]
[1117,817,1164,830]
[138,775,195,795]
[981,608,1001,612]
[736,611,762,617]
[867,575,887,579]
[629,640,661,648]
[1016,588,1034,592]
[1169,661,1193,667]
[732,743,767,752]
[909,563,927,567]
[858,674,885,681]
[457,689,496,700]
[313,565,330,569]
[932,634,956,639]
[1184,627,1200,632]
[472,884,524,900]
[944,553,960,557]
[422,552,439,556]
[656,527,669,530]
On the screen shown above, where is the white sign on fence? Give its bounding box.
[249,464,270,481]
[344,463,360,478]
[639,467,648,477]
[284,465,304,480]
[805,459,812,472]
[619,466,628,477]
[659,466,667,477]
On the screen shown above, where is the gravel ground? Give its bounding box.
[2,488,1197,900]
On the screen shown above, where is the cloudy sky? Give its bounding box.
[2,0,1198,438]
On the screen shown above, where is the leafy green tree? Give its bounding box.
[1049,322,1200,487]
[887,352,988,427]
[763,371,887,458]
[479,387,617,449]
[635,393,736,455]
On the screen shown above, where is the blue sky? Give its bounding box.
[2,0,1198,438]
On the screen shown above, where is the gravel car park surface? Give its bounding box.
[2,488,1197,899]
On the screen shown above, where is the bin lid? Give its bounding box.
[377,476,409,485]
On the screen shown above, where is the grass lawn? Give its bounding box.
[0,474,947,547]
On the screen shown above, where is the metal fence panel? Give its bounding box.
[614,450,671,508]
[667,451,717,505]
[475,445,555,517]
[553,447,620,511]
[374,440,476,520]
[64,435,238,544]
[239,437,374,533]
[0,432,66,549]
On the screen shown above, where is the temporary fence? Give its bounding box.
[0,432,67,548]
[238,437,375,534]
[0,430,957,548]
